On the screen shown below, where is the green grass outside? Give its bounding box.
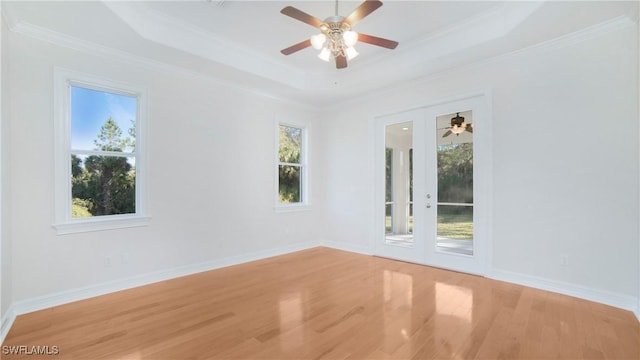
[438,208,473,240]
[72,198,92,218]
[385,209,473,240]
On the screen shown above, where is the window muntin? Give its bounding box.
[278,124,305,205]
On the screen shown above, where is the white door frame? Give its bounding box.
[373,90,493,275]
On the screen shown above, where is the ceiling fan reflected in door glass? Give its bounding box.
[280,0,399,69]
[442,113,473,138]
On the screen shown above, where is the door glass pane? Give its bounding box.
[437,205,473,255]
[385,148,393,234]
[437,142,473,204]
[436,111,473,255]
[385,122,413,247]
[408,149,413,234]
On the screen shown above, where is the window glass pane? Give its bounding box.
[71,86,137,152]
[278,125,302,163]
[437,142,473,204]
[71,154,136,218]
[278,165,301,203]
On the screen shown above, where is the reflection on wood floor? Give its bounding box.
[2,247,638,359]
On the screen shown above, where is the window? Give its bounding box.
[54,69,149,234]
[277,123,308,209]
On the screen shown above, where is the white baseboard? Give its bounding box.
[489,268,638,315]
[3,242,637,344]
[1,304,16,344]
[321,242,639,321]
[1,241,318,343]
[322,240,373,255]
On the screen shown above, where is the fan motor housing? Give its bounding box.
[324,15,346,24]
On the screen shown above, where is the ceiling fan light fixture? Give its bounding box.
[318,47,332,62]
[343,30,358,47]
[345,46,359,61]
[310,33,327,50]
[451,124,465,135]
[279,0,399,69]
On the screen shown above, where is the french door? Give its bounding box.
[374,108,426,264]
[374,95,489,275]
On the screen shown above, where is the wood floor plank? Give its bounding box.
[2,247,638,360]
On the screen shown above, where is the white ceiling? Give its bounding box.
[3,1,638,107]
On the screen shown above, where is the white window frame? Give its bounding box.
[275,120,310,212]
[53,68,150,234]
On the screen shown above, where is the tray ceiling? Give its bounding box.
[3,1,637,106]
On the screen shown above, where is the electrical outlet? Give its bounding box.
[122,253,129,265]
[104,256,112,268]
[560,255,569,267]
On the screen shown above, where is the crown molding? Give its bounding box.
[103,1,305,90]
[100,1,544,97]
[2,2,635,109]
[325,14,636,112]
[6,16,317,109]
[303,1,544,96]
[499,14,636,60]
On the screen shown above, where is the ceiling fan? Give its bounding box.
[280,0,399,69]
[442,113,473,138]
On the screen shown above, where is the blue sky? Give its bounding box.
[71,86,137,151]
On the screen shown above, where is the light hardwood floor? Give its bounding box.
[2,247,639,359]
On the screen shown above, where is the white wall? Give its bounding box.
[1,2,638,330]
[0,0,4,327]
[321,23,639,305]
[0,2,12,337]
[5,30,323,305]
[637,16,640,320]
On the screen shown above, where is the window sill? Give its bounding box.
[274,204,312,214]
[53,215,151,235]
